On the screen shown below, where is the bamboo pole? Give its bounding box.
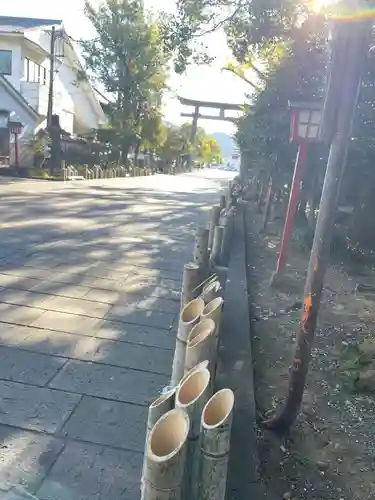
[208,205,221,250]
[171,298,205,386]
[175,368,211,500]
[193,227,209,280]
[219,193,226,210]
[185,319,216,374]
[181,262,201,308]
[179,360,210,387]
[209,226,224,268]
[201,280,221,304]
[197,389,235,500]
[201,297,224,379]
[142,409,190,500]
[201,297,224,339]
[142,389,176,482]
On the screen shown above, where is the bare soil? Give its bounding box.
[244,200,375,500]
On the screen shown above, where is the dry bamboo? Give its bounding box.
[179,360,210,387]
[219,194,226,210]
[171,298,205,386]
[142,389,176,482]
[185,319,216,374]
[209,226,224,268]
[201,297,224,339]
[208,205,221,250]
[197,389,235,500]
[181,262,201,308]
[201,280,221,304]
[142,408,190,500]
[175,368,211,500]
[193,227,209,279]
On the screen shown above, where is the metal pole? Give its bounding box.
[47,26,56,129]
[266,19,372,431]
[271,142,307,284]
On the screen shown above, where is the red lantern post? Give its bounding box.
[271,102,321,286]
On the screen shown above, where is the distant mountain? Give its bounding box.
[210,132,236,158]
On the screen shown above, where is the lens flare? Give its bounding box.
[312,0,375,20]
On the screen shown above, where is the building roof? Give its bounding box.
[0,16,62,30]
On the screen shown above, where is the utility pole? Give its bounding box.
[265,8,373,432]
[47,26,56,129]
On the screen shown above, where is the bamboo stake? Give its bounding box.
[208,205,221,250]
[209,226,224,268]
[197,389,235,500]
[201,280,221,304]
[201,297,224,339]
[175,368,211,500]
[219,193,226,210]
[142,389,176,482]
[185,319,216,374]
[171,298,205,386]
[193,227,209,280]
[179,360,210,387]
[142,409,190,500]
[181,262,201,308]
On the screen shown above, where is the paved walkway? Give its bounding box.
[0,171,233,500]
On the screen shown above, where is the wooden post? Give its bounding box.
[271,142,307,285]
[142,409,190,500]
[197,389,235,500]
[14,133,19,168]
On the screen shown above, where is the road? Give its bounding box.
[0,170,233,500]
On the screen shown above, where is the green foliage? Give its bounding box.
[156,122,222,165]
[236,14,328,186]
[81,0,168,159]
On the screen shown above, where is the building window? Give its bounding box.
[23,57,47,85]
[0,50,12,75]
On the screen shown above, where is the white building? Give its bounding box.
[0,16,106,166]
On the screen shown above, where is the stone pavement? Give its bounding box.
[0,171,233,500]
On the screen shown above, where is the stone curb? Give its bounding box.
[216,202,276,499]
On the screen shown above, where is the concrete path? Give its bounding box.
[0,171,233,500]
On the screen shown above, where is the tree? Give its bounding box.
[81,0,168,165]
[161,0,313,74]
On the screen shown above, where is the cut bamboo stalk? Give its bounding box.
[220,216,231,266]
[185,319,216,374]
[179,359,210,387]
[208,205,221,250]
[142,408,190,500]
[171,298,205,386]
[176,368,211,500]
[219,194,226,210]
[209,226,224,268]
[197,389,235,500]
[201,297,224,339]
[181,262,201,308]
[201,280,221,304]
[193,227,209,279]
[142,388,176,483]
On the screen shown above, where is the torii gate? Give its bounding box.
[178,96,244,143]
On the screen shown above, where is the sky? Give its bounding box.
[2,0,252,135]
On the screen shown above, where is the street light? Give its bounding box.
[271,101,322,284]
